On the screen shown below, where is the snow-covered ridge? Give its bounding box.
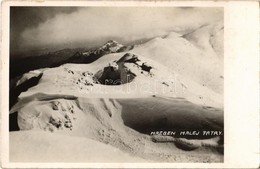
[182,21,224,58]
[10,22,224,162]
[12,22,224,108]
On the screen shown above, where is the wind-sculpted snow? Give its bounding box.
[14,50,222,108]
[10,93,223,162]
[132,22,224,95]
[10,22,224,162]
[119,97,223,138]
[183,22,224,59]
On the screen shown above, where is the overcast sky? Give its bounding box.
[10,7,223,58]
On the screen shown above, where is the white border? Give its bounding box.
[1,1,259,168]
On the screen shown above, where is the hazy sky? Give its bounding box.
[10,7,223,58]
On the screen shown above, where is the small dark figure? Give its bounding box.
[140,63,153,73]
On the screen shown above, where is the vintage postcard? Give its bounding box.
[1,1,259,168]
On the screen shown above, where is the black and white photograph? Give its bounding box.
[8,6,225,163]
[1,1,259,168]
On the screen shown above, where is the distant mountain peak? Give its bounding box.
[66,40,133,64]
[105,40,120,45]
[82,40,125,57]
[101,40,124,52]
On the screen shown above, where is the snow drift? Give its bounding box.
[10,22,224,162]
[10,93,223,162]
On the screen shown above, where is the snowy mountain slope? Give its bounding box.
[10,131,147,162]
[131,23,223,95]
[183,22,224,59]
[14,51,222,108]
[9,41,133,107]
[10,93,223,162]
[10,22,224,162]
[10,40,133,79]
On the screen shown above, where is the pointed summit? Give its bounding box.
[105,40,120,45]
[101,40,124,52]
[66,40,133,64]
